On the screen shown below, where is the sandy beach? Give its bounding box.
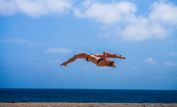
[0,103,177,107]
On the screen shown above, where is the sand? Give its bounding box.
[0,103,177,107]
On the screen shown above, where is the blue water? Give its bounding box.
[0,89,177,103]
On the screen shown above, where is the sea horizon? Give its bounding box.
[1,88,177,91]
[1,88,177,103]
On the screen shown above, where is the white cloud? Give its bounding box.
[144,57,156,64]
[2,38,40,47]
[120,1,177,41]
[0,0,72,16]
[74,0,136,24]
[149,1,177,26]
[46,48,72,54]
[165,62,177,67]
[121,1,177,41]
[1,0,177,41]
[120,17,168,41]
[74,0,177,41]
[0,0,17,15]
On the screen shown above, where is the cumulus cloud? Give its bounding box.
[0,0,17,15]
[0,0,72,16]
[46,48,72,54]
[144,57,156,64]
[73,0,136,24]
[121,1,177,41]
[74,0,177,41]
[120,17,169,41]
[1,0,177,41]
[149,1,177,26]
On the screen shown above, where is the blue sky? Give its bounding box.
[0,0,177,90]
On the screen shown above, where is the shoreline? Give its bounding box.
[0,103,177,107]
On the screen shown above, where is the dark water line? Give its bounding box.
[0,89,177,103]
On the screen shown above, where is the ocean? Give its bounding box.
[0,89,177,103]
